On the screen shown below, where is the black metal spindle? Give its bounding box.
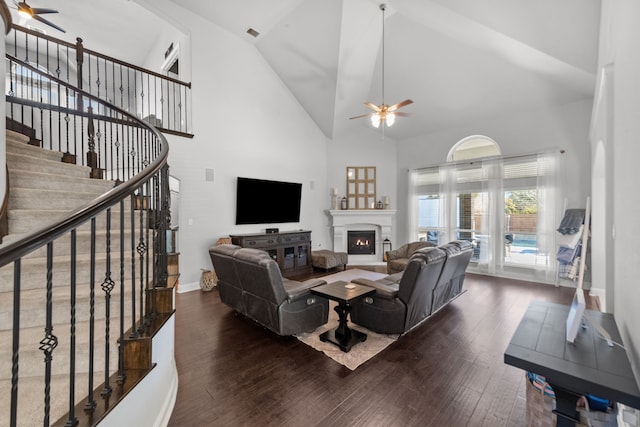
[166,79,171,132]
[119,64,123,109]
[177,82,183,133]
[10,259,21,427]
[65,230,78,427]
[146,73,150,125]
[101,209,114,396]
[87,105,97,177]
[40,242,58,426]
[160,81,164,129]
[117,199,126,384]
[115,122,121,184]
[130,194,138,338]
[85,218,97,412]
[183,84,188,132]
[109,121,114,182]
[137,186,146,334]
[144,179,153,321]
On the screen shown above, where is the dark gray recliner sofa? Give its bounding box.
[350,240,472,335]
[430,240,473,313]
[350,246,447,334]
[209,244,329,336]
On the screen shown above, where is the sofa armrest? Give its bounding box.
[350,278,399,298]
[382,272,404,284]
[282,278,327,300]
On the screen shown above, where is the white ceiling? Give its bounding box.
[9,0,601,141]
[168,0,601,140]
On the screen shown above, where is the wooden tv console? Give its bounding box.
[229,230,313,278]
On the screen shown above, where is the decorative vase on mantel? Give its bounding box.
[340,197,347,210]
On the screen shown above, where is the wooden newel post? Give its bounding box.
[86,106,101,179]
[75,37,84,112]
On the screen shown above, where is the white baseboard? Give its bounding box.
[588,287,607,312]
[176,281,202,293]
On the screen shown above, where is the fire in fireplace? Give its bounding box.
[347,230,376,255]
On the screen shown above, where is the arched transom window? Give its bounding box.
[447,135,501,162]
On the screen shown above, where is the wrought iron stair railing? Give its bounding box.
[1,50,172,427]
[8,23,192,139]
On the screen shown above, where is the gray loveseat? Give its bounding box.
[209,244,329,336]
[350,240,473,335]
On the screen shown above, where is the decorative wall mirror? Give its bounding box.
[346,166,376,209]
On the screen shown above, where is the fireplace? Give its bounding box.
[348,230,376,255]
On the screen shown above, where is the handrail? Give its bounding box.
[0,56,168,267]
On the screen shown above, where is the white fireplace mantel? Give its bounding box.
[327,209,396,264]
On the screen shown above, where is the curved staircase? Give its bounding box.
[1,21,184,425]
[0,130,136,425]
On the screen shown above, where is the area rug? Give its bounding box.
[296,268,400,371]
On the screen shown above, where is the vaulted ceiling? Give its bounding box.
[9,0,602,141]
[168,0,601,140]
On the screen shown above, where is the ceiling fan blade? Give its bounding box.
[349,113,373,120]
[394,112,410,117]
[388,99,413,112]
[31,8,59,15]
[32,14,65,33]
[364,102,381,112]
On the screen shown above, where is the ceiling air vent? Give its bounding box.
[246,27,260,38]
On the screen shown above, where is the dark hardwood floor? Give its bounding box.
[168,268,592,427]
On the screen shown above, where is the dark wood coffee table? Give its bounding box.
[311,280,375,353]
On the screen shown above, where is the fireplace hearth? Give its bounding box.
[348,230,376,255]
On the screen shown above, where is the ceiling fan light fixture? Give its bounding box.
[371,113,381,128]
[385,112,395,127]
[348,3,412,129]
[18,9,32,19]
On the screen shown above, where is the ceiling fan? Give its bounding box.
[350,3,412,128]
[15,1,66,33]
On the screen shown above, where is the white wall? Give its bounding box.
[395,99,593,246]
[135,1,330,286]
[597,0,640,381]
[326,128,398,246]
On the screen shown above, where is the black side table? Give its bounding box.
[311,281,375,353]
[504,300,640,426]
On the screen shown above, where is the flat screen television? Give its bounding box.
[235,177,302,225]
